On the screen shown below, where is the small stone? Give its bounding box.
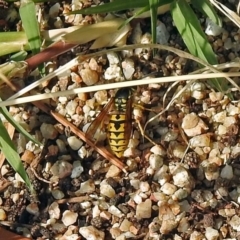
[220,164,233,179]
[40,123,58,139]
[80,69,99,86]
[26,203,39,216]
[160,219,178,234]
[108,206,124,218]
[0,209,7,220]
[62,210,78,226]
[76,180,95,194]
[139,181,150,192]
[156,21,169,44]
[48,202,60,219]
[205,227,219,240]
[161,182,177,195]
[52,189,65,199]
[67,136,83,150]
[182,113,208,137]
[56,139,67,153]
[94,90,108,105]
[71,161,84,178]
[100,181,116,198]
[190,230,205,240]
[21,150,35,164]
[229,215,240,231]
[122,58,135,80]
[120,219,132,232]
[205,18,223,36]
[106,165,121,178]
[209,92,224,102]
[136,199,152,219]
[79,226,105,240]
[65,100,78,116]
[190,134,211,148]
[110,228,121,239]
[50,161,73,179]
[149,154,163,170]
[172,166,195,189]
[150,145,166,156]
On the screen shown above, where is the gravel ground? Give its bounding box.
[1,0,240,240]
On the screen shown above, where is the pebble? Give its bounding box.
[182,113,208,137]
[94,90,108,105]
[62,210,78,226]
[106,165,121,178]
[80,69,99,86]
[48,202,60,219]
[150,145,166,156]
[108,206,124,218]
[26,203,39,216]
[52,189,65,199]
[220,164,233,179]
[205,227,219,240]
[156,21,169,44]
[67,136,83,150]
[50,161,73,178]
[79,226,105,240]
[71,160,84,178]
[100,180,116,198]
[172,166,194,189]
[0,209,6,220]
[209,92,224,102]
[65,100,78,116]
[229,215,240,231]
[40,123,58,139]
[130,179,140,190]
[149,154,163,170]
[161,182,177,195]
[122,58,135,80]
[205,18,223,36]
[56,139,67,153]
[139,181,150,192]
[120,219,132,232]
[190,134,211,148]
[76,180,95,194]
[136,199,152,219]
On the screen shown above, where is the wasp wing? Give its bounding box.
[85,97,114,142]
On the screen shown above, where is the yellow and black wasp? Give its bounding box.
[86,87,134,158]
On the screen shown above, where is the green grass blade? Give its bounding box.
[149,0,158,44]
[191,0,222,26]
[69,0,173,15]
[170,0,229,94]
[0,32,30,56]
[0,119,33,192]
[19,0,41,54]
[0,104,41,146]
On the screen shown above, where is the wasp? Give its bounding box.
[86,88,133,158]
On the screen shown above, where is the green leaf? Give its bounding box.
[191,0,222,27]
[170,0,229,94]
[149,0,160,52]
[0,119,33,192]
[19,0,41,54]
[69,0,173,15]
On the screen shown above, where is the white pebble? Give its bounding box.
[48,202,60,219]
[67,136,83,150]
[205,18,223,36]
[100,182,116,198]
[190,134,211,148]
[71,160,84,178]
[80,69,99,86]
[62,210,78,226]
[65,100,78,116]
[136,199,152,219]
[108,205,124,218]
[161,182,177,195]
[139,181,150,192]
[76,180,95,194]
[50,161,73,179]
[106,165,121,178]
[205,227,219,240]
[79,226,105,240]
